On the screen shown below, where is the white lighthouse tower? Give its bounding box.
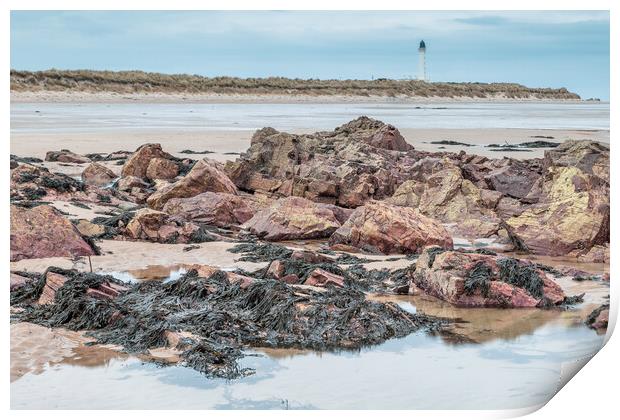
[418,40,427,81]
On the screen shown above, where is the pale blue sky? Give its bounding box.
[10,11,610,99]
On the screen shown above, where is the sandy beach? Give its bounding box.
[11,127,609,162]
[10,89,589,105]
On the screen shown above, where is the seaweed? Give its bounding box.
[20,187,47,200]
[426,246,446,268]
[69,200,91,210]
[228,242,293,262]
[335,253,372,264]
[12,268,446,380]
[10,154,43,164]
[180,149,215,154]
[40,175,85,193]
[497,258,544,299]
[188,226,218,243]
[463,261,493,297]
[429,140,473,147]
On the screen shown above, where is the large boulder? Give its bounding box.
[225,117,424,208]
[328,201,453,254]
[242,196,344,240]
[483,159,541,200]
[505,164,609,256]
[81,162,117,187]
[163,192,254,228]
[125,208,214,244]
[121,143,176,179]
[146,157,179,181]
[411,248,566,308]
[544,140,609,183]
[10,205,96,261]
[45,149,91,164]
[147,159,237,210]
[387,159,501,238]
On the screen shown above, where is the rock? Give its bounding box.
[163,192,254,228]
[38,272,69,305]
[266,260,286,279]
[11,163,85,201]
[484,160,540,199]
[329,201,453,254]
[411,248,565,308]
[186,265,255,289]
[147,159,237,210]
[243,196,344,241]
[45,149,91,164]
[304,268,345,288]
[117,176,149,191]
[121,143,175,179]
[290,250,334,264]
[225,117,425,208]
[38,270,126,304]
[10,205,96,261]
[544,140,609,183]
[577,244,610,263]
[586,304,609,330]
[74,219,106,238]
[10,273,32,292]
[479,189,503,209]
[125,208,215,244]
[146,157,179,181]
[81,163,117,187]
[387,160,500,239]
[496,196,527,219]
[280,274,301,284]
[505,165,609,256]
[364,123,413,152]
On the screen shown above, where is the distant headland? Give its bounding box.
[10,69,581,102]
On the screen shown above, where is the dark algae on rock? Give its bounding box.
[11,267,446,379]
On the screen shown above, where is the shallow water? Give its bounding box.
[11,101,609,133]
[11,274,608,410]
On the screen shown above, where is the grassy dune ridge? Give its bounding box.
[10,69,581,100]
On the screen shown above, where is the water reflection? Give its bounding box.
[11,284,606,410]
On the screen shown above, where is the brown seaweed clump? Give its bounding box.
[11,267,445,379]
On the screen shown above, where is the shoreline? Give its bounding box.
[10,127,610,162]
[10,90,597,105]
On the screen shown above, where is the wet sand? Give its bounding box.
[11,127,609,162]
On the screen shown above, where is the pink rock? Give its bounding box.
[329,201,453,254]
[304,268,345,288]
[10,205,95,262]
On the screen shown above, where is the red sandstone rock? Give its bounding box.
[10,205,95,262]
[329,201,453,254]
[82,162,117,187]
[411,247,566,308]
[163,192,254,228]
[45,149,91,164]
[125,208,212,244]
[304,268,345,288]
[146,157,179,181]
[121,143,175,179]
[147,159,237,210]
[243,196,343,241]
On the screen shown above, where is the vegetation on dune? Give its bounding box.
[10,69,580,99]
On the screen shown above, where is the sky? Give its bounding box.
[10,11,610,99]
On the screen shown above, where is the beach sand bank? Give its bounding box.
[11,127,609,162]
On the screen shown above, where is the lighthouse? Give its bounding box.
[418,40,427,81]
